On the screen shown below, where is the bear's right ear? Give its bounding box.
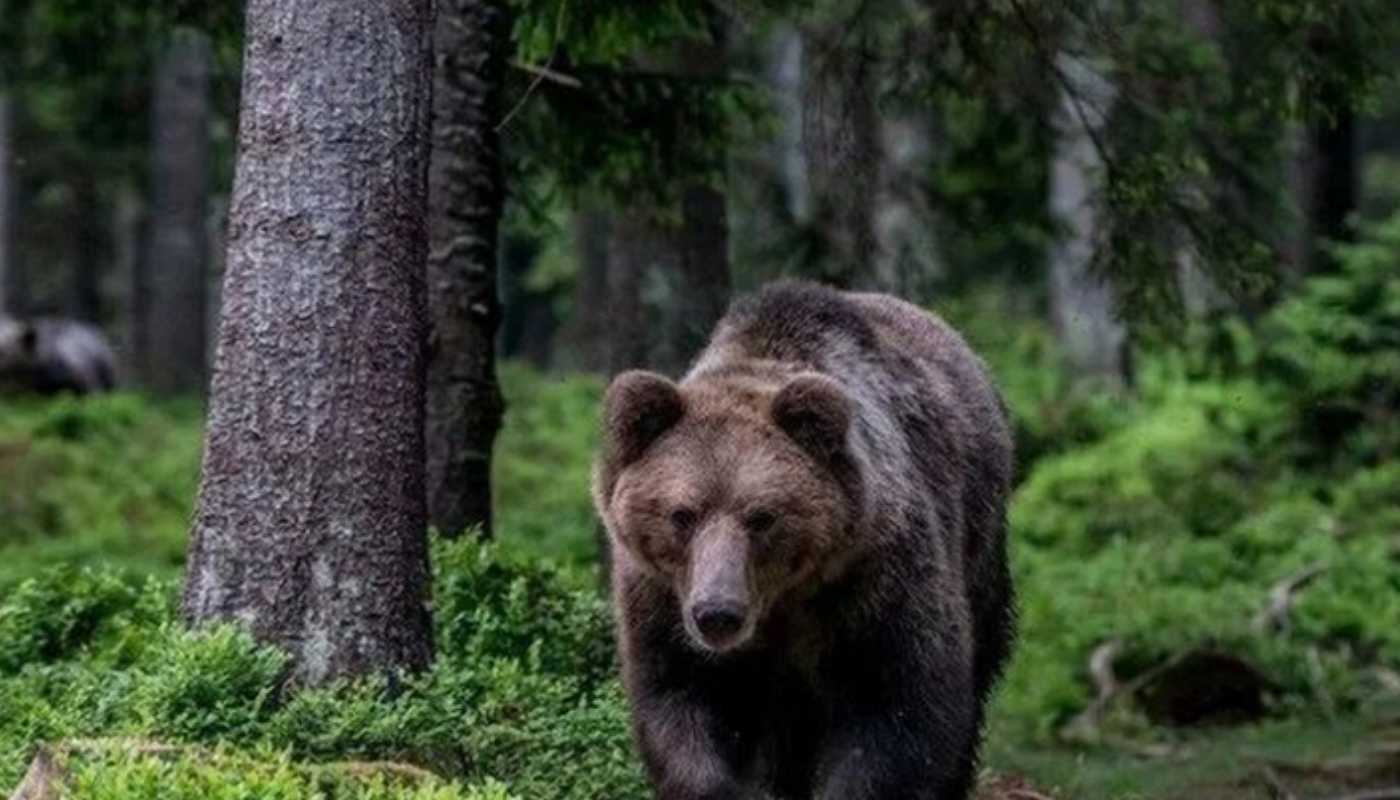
[19,323,37,356]
[602,370,686,469]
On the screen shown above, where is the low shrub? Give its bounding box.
[0,539,646,799]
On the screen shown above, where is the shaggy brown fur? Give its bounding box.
[594,280,1014,800]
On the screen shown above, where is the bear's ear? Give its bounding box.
[602,370,686,469]
[19,323,37,356]
[771,373,853,460]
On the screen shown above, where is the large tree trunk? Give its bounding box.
[138,28,211,393]
[1047,54,1129,385]
[425,0,507,538]
[802,25,881,289]
[0,94,13,314]
[184,0,436,685]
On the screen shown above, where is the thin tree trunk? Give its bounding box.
[138,28,211,392]
[802,25,881,289]
[639,31,733,378]
[874,115,939,296]
[565,208,611,372]
[70,174,104,324]
[184,0,436,685]
[770,27,810,224]
[657,185,731,376]
[1176,0,1228,315]
[605,210,658,376]
[0,94,13,314]
[1047,54,1128,385]
[425,0,507,538]
[499,232,558,369]
[1306,109,1357,261]
[111,185,142,369]
[1286,112,1358,280]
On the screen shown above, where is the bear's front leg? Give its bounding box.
[815,710,978,800]
[816,637,981,800]
[631,691,758,800]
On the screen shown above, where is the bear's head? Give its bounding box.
[595,369,863,654]
[0,317,39,378]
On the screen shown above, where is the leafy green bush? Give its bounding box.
[993,215,1400,739]
[0,539,645,799]
[1256,218,1400,471]
[1010,381,1277,551]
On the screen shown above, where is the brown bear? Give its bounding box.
[594,281,1015,800]
[0,316,117,395]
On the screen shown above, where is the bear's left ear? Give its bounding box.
[771,373,853,461]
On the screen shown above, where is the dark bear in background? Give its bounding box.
[594,281,1014,800]
[0,316,118,395]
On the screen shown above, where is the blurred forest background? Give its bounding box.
[2,0,1400,798]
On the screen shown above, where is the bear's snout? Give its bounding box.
[685,525,755,652]
[691,600,749,647]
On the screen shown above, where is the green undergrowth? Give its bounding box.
[0,538,645,798]
[63,747,516,800]
[0,394,201,585]
[492,363,603,567]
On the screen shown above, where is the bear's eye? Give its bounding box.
[670,507,698,533]
[744,509,777,534]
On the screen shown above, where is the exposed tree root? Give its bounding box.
[1253,563,1329,634]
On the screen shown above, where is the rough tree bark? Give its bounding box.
[184,0,436,685]
[802,24,881,289]
[137,28,211,392]
[1047,54,1129,385]
[0,94,13,313]
[425,0,508,538]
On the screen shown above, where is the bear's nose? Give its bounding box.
[693,601,747,642]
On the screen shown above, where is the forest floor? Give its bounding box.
[982,700,1400,799]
